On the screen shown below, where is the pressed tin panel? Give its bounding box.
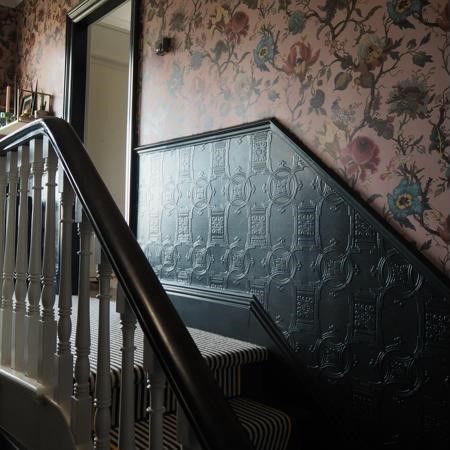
[136,120,450,449]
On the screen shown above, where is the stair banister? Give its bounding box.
[0,117,254,450]
[0,150,18,367]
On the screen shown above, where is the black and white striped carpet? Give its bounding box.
[110,398,291,450]
[70,297,291,450]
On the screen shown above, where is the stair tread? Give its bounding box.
[110,398,291,450]
[229,397,291,450]
[110,413,181,450]
[71,297,268,375]
[72,297,289,448]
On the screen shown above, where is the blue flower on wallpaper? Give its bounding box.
[388,178,424,228]
[168,63,184,96]
[288,11,306,35]
[253,33,275,72]
[387,0,423,28]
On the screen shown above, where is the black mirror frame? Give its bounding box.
[63,0,140,224]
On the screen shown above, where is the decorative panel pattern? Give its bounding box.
[136,120,450,449]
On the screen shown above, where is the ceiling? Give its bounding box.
[99,1,131,32]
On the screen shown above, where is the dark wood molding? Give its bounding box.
[127,0,140,228]
[68,0,126,24]
[135,119,272,155]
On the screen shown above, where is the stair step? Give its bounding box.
[230,397,291,450]
[110,413,181,450]
[110,398,291,450]
[72,298,291,449]
[72,298,269,417]
[71,298,268,374]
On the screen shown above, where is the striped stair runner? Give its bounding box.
[110,414,181,450]
[70,298,292,450]
[110,398,291,450]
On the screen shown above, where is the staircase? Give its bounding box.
[0,118,295,450]
[76,295,292,450]
[3,117,446,449]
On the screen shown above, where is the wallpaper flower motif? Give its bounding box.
[15,0,79,116]
[139,0,450,277]
[0,6,17,107]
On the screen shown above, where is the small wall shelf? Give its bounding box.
[0,118,33,138]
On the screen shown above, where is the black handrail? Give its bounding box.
[0,118,254,450]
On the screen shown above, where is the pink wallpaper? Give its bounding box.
[7,0,450,276]
[138,0,450,277]
[0,5,17,108]
[15,0,78,116]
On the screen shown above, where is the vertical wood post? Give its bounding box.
[144,340,167,450]
[0,155,8,345]
[94,250,112,450]
[12,145,30,371]
[39,139,58,388]
[71,208,93,450]
[116,286,137,450]
[55,172,75,415]
[1,150,18,366]
[25,138,44,378]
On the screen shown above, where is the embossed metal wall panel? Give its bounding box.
[135,120,449,449]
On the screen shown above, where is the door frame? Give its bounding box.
[63,0,140,222]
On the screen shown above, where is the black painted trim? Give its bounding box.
[163,282,312,384]
[249,298,299,368]
[127,0,141,229]
[134,118,449,293]
[63,0,140,223]
[135,120,272,154]
[68,0,126,24]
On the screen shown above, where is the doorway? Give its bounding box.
[63,0,139,290]
[64,0,139,223]
[84,1,131,216]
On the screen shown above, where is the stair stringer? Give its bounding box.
[0,369,76,450]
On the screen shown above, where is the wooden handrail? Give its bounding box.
[1,117,254,450]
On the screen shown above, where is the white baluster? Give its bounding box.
[0,156,7,341]
[116,286,137,450]
[25,138,44,378]
[144,339,166,450]
[12,145,30,371]
[71,209,93,450]
[39,139,58,387]
[55,172,75,415]
[1,150,18,366]
[94,250,112,450]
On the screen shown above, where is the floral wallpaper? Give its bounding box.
[15,0,78,116]
[0,5,17,108]
[138,0,450,278]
